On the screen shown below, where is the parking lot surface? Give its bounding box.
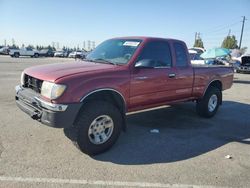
[0,55,249,188]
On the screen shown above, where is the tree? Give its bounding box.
[221,35,238,49]
[47,45,56,51]
[36,45,43,50]
[27,44,35,49]
[193,38,204,48]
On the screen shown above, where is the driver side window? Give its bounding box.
[137,41,172,67]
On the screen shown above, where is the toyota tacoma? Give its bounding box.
[15,37,234,155]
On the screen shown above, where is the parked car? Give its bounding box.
[189,50,205,65]
[68,50,87,58]
[236,55,250,73]
[189,47,206,54]
[232,60,241,72]
[39,49,54,57]
[0,46,10,55]
[205,58,229,66]
[9,47,39,58]
[54,50,68,57]
[15,37,234,155]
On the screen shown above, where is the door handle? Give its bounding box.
[168,73,176,78]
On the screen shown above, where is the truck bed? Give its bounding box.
[192,65,234,98]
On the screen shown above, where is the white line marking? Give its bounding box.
[0,176,229,188]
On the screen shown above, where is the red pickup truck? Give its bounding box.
[15,37,234,155]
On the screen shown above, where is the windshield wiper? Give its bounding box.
[81,58,95,62]
[93,58,117,65]
[82,58,118,65]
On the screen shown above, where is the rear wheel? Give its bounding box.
[75,101,122,155]
[196,86,221,118]
[14,53,19,58]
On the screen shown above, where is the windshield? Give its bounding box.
[86,39,142,65]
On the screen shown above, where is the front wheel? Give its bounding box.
[75,101,122,155]
[33,53,39,58]
[196,86,221,118]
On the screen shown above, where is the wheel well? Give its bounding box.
[209,80,222,91]
[206,80,222,104]
[82,90,126,113]
[76,90,127,131]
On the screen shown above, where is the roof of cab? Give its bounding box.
[112,36,184,43]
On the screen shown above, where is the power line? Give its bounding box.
[201,19,241,34]
[204,31,242,39]
[200,17,248,49]
[200,19,242,44]
[208,22,241,34]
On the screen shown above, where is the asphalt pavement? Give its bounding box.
[0,55,249,188]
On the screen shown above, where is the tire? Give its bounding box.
[196,86,221,118]
[75,101,122,155]
[14,53,19,58]
[34,53,39,58]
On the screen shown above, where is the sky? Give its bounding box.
[1,0,250,52]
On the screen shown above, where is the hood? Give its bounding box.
[24,61,116,82]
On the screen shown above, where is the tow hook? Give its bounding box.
[31,111,41,120]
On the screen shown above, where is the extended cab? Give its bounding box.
[9,47,39,58]
[15,37,234,155]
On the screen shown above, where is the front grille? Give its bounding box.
[24,74,43,93]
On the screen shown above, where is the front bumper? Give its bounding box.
[15,85,81,128]
[237,66,250,73]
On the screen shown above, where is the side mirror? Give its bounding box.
[135,59,155,68]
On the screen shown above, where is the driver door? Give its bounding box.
[129,40,177,110]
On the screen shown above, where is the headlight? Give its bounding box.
[20,72,25,86]
[41,81,66,99]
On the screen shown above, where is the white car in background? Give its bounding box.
[189,47,206,54]
[54,50,68,57]
[9,47,39,58]
[68,50,87,58]
[0,46,10,55]
[189,50,205,65]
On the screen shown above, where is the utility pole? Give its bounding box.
[194,32,198,47]
[87,40,91,51]
[239,16,246,49]
[83,41,86,50]
[11,38,15,46]
[227,29,231,37]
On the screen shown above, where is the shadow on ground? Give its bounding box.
[233,80,250,84]
[64,101,250,165]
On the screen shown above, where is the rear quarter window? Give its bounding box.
[174,43,188,67]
